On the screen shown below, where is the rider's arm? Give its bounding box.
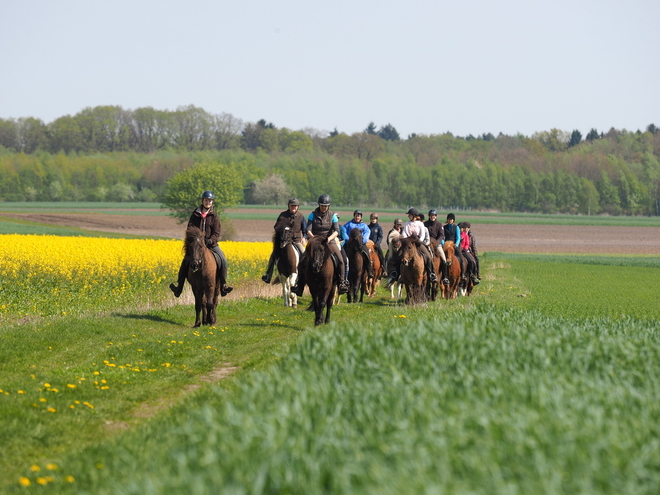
[208,215,221,245]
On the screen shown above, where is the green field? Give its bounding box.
[2,215,660,493]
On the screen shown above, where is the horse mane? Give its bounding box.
[183,226,204,257]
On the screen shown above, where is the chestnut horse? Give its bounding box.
[303,236,337,325]
[399,236,427,304]
[275,226,300,307]
[184,226,220,327]
[344,228,367,303]
[365,240,382,297]
[442,241,461,300]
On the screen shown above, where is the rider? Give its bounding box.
[368,213,385,273]
[261,198,306,284]
[386,207,438,287]
[342,210,374,278]
[384,218,403,276]
[459,222,480,285]
[462,221,481,280]
[425,209,450,285]
[443,213,464,278]
[169,190,233,298]
[293,194,349,296]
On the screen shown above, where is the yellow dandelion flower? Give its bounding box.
[30,465,41,472]
[47,407,56,413]
[43,383,51,388]
[18,390,26,394]
[46,463,57,470]
[39,398,47,402]
[36,477,48,485]
[65,475,75,483]
[67,384,76,389]
[19,477,31,487]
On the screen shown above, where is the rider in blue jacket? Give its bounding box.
[342,210,374,278]
[443,212,464,277]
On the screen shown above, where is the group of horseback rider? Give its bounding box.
[259,195,481,297]
[384,208,481,289]
[169,191,480,299]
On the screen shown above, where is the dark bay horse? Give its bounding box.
[399,236,427,304]
[386,235,403,300]
[344,228,367,303]
[303,235,337,325]
[442,241,461,300]
[184,226,220,327]
[428,239,441,302]
[274,226,300,307]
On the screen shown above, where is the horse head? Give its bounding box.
[400,237,421,267]
[443,241,455,265]
[185,226,207,273]
[279,226,293,249]
[310,237,328,273]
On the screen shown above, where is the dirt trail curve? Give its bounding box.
[9,211,660,255]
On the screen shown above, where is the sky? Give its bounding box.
[1,0,658,139]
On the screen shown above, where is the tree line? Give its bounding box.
[0,105,659,215]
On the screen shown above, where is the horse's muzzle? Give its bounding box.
[191,259,202,272]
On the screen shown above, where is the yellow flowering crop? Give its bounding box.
[0,235,270,322]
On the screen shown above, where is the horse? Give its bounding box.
[386,236,403,300]
[365,239,382,297]
[442,241,461,300]
[274,226,300,307]
[399,236,428,304]
[183,226,220,327]
[344,228,367,303]
[303,235,337,325]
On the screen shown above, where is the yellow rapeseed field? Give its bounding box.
[0,235,270,322]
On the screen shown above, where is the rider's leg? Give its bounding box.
[292,252,307,296]
[169,258,189,297]
[386,253,402,288]
[212,246,233,295]
[262,251,276,283]
[420,249,437,282]
[436,246,450,285]
[361,244,374,278]
[330,243,349,294]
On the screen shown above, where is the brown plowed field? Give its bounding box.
[11,210,660,255]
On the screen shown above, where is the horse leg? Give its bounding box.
[325,289,334,324]
[193,292,203,328]
[314,296,325,326]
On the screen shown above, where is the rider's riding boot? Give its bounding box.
[441,263,450,286]
[220,284,233,297]
[338,279,350,295]
[261,274,272,284]
[169,260,187,298]
[386,271,398,289]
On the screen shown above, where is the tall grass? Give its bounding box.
[24,308,660,494]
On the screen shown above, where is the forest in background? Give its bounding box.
[1,105,659,215]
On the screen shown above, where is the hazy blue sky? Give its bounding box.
[2,0,658,138]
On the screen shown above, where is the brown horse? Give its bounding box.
[365,240,382,297]
[442,241,461,300]
[274,226,300,307]
[399,236,427,304]
[303,236,337,325]
[344,228,367,303]
[184,226,220,327]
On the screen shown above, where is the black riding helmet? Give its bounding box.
[353,210,363,216]
[201,190,215,200]
[288,198,300,206]
[407,207,419,216]
[318,194,331,206]
[447,213,456,221]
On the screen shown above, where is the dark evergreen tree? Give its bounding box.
[586,128,600,141]
[364,122,378,135]
[377,123,400,141]
[568,130,582,147]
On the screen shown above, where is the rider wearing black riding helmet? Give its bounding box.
[169,190,233,298]
[443,212,465,278]
[367,213,385,274]
[425,209,450,285]
[261,197,306,284]
[293,194,349,296]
